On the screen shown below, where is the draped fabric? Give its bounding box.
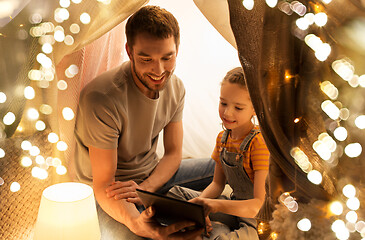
[226,0,365,219]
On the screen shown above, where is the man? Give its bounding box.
[73,5,215,239]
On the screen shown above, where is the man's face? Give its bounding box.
[126,32,178,99]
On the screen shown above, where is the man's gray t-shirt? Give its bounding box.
[74,61,185,186]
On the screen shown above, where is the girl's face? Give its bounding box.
[219,81,255,137]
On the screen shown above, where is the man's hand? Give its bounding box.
[134,206,204,240]
[105,180,142,205]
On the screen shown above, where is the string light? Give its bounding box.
[242,0,254,10]
[10,182,21,192]
[297,218,311,231]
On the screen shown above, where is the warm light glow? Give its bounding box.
[54,30,65,42]
[320,81,338,99]
[42,43,53,54]
[297,218,311,232]
[242,0,254,10]
[48,132,59,143]
[28,69,42,81]
[21,140,32,150]
[24,86,35,99]
[3,112,16,125]
[332,59,354,81]
[33,182,100,240]
[32,167,48,179]
[330,201,343,215]
[52,158,62,167]
[30,146,41,156]
[344,143,362,158]
[57,141,68,151]
[36,155,46,165]
[296,17,310,30]
[0,92,7,103]
[57,80,68,90]
[10,182,21,192]
[290,147,312,172]
[294,118,300,123]
[307,170,322,185]
[60,0,71,8]
[80,12,91,24]
[347,197,360,211]
[359,75,365,88]
[62,107,75,120]
[355,115,365,129]
[40,104,53,115]
[27,108,40,120]
[0,148,5,158]
[333,127,347,141]
[35,120,46,131]
[36,53,52,68]
[64,35,74,45]
[72,0,82,3]
[304,13,315,25]
[265,0,277,8]
[343,184,356,198]
[321,100,340,120]
[314,12,328,27]
[70,23,80,34]
[56,165,67,175]
[65,64,79,78]
[322,0,332,3]
[21,157,33,167]
[346,211,358,223]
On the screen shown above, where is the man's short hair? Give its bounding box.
[126,5,180,48]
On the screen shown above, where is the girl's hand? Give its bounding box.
[105,180,143,205]
[189,197,214,237]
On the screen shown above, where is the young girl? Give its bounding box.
[168,67,270,239]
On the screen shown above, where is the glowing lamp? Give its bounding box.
[34,182,100,240]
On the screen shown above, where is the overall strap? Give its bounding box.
[239,129,260,152]
[220,129,230,144]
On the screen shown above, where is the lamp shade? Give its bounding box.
[33,182,101,240]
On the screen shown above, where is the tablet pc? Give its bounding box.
[136,189,206,228]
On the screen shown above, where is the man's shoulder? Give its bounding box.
[81,62,130,95]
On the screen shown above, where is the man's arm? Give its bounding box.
[88,147,140,229]
[89,146,203,239]
[140,120,183,192]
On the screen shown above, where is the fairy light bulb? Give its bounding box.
[59,0,71,8]
[21,140,32,150]
[21,157,33,167]
[297,218,311,231]
[0,92,6,103]
[333,127,347,141]
[30,146,40,156]
[330,201,343,215]
[24,86,35,99]
[80,12,91,24]
[62,107,75,120]
[48,132,59,143]
[343,184,356,198]
[0,148,5,158]
[56,165,67,175]
[10,182,21,192]
[42,43,53,54]
[3,112,16,125]
[307,170,322,185]
[242,0,254,10]
[314,12,328,27]
[35,120,46,131]
[266,0,278,8]
[347,197,360,211]
[344,143,362,158]
[27,108,39,120]
[346,211,358,223]
[355,115,365,129]
[57,141,68,151]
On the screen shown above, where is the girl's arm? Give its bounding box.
[199,163,227,199]
[192,169,268,218]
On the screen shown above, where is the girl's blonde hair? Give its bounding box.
[222,67,247,88]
